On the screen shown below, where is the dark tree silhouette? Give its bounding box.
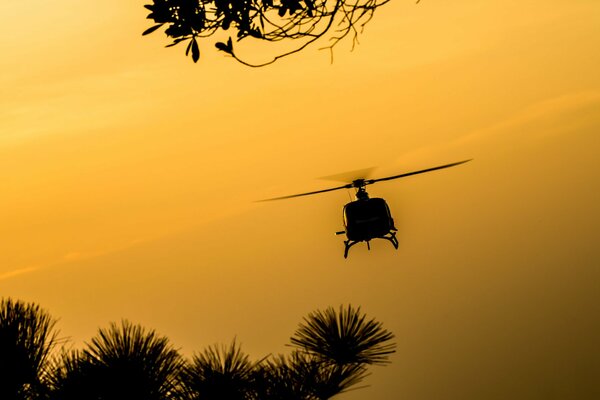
[0,298,58,400]
[290,304,396,365]
[193,305,395,399]
[253,353,316,400]
[142,0,409,66]
[284,304,394,399]
[40,304,394,399]
[182,340,256,400]
[48,321,186,400]
[46,350,91,400]
[255,350,368,399]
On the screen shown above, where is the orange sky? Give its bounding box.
[1,1,599,398]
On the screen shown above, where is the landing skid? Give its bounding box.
[343,231,399,258]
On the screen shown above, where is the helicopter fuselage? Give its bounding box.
[338,195,399,258]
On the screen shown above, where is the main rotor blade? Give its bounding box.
[256,183,352,202]
[365,159,472,185]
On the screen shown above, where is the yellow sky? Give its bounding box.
[1,0,599,398]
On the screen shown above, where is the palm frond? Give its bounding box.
[183,339,254,400]
[46,349,95,400]
[255,351,368,400]
[0,298,58,399]
[253,353,313,400]
[290,305,396,366]
[53,320,187,400]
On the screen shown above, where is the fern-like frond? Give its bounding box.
[290,305,395,366]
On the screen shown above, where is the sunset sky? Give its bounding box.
[1,0,599,398]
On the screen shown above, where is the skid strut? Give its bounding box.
[342,231,398,258]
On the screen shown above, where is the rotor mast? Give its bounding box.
[352,179,369,200]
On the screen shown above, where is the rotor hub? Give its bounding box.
[351,179,366,189]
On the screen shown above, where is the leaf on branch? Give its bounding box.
[191,38,200,62]
[248,29,263,39]
[165,37,188,48]
[215,42,232,54]
[215,37,235,55]
[142,23,163,36]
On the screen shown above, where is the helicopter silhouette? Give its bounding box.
[259,159,472,258]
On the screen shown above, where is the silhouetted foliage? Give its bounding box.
[1,300,394,399]
[182,340,255,400]
[253,353,314,400]
[253,305,395,399]
[48,321,186,400]
[46,350,91,400]
[142,0,397,66]
[0,298,58,400]
[255,350,368,399]
[290,304,396,365]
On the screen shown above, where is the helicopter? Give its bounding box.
[259,159,472,258]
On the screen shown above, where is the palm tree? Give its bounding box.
[47,305,394,400]
[48,320,186,400]
[0,298,58,400]
[189,305,395,400]
[290,305,396,366]
[182,340,255,400]
[252,352,315,400]
[254,350,368,400]
[286,304,396,399]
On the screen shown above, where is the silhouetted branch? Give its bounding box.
[142,0,395,65]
